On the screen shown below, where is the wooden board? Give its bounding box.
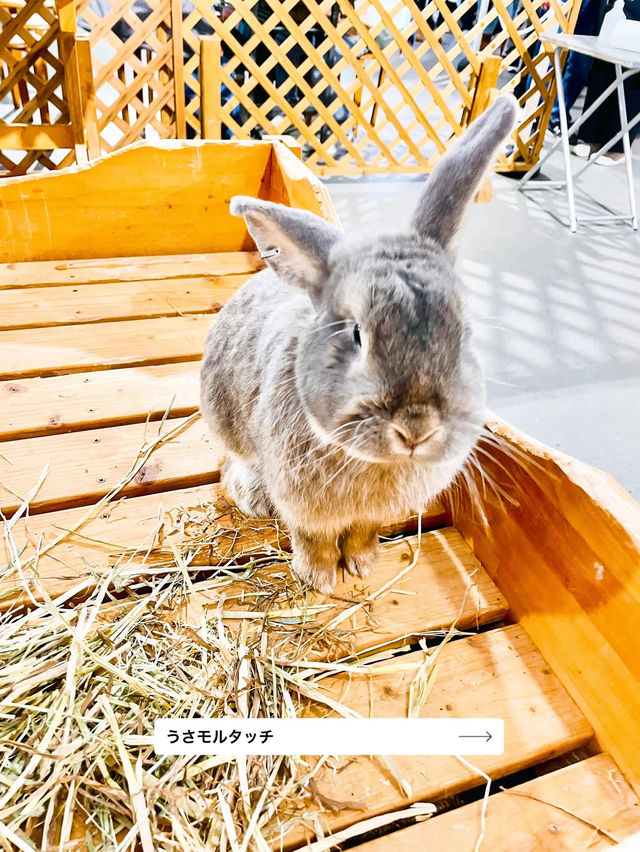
[355,754,640,851]
[0,363,200,440]
[0,251,264,289]
[0,273,250,329]
[0,141,273,262]
[0,313,212,379]
[282,624,593,848]
[0,415,224,515]
[447,419,640,797]
[159,526,508,659]
[268,141,341,229]
[3,483,448,608]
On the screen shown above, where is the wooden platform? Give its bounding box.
[4,245,640,850]
[2,140,640,851]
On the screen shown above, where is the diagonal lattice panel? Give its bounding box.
[75,0,183,155]
[0,0,73,177]
[191,0,580,175]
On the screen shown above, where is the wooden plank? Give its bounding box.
[269,140,341,229]
[0,141,273,262]
[170,526,507,659]
[355,754,640,852]
[0,313,212,379]
[200,35,222,140]
[282,624,593,849]
[0,273,250,329]
[3,484,449,607]
[0,363,199,440]
[0,123,75,150]
[446,417,640,797]
[0,251,264,289]
[0,415,224,516]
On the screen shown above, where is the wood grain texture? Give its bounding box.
[0,273,250,329]
[0,251,264,289]
[0,415,224,516]
[355,754,640,852]
[1,363,200,440]
[446,417,640,797]
[268,140,342,229]
[170,526,507,659]
[282,624,592,849]
[0,141,273,261]
[0,313,211,379]
[2,485,448,608]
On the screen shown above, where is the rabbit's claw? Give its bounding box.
[339,525,379,580]
[343,550,375,579]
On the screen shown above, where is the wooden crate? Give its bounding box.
[1,141,640,850]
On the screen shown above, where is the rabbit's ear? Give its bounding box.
[230,196,341,305]
[411,94,517,251]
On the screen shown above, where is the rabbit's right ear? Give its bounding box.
[411,95,517,252]
[230,196,341,306]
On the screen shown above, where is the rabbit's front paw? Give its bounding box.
[289,528,339,594]
[339,524,379,580]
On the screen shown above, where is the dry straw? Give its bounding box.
[0,418,453,851]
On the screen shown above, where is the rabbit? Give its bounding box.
[200,94,517,594]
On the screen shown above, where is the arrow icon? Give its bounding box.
[458,731,493,743]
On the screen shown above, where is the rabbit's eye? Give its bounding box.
[353,323,362,347]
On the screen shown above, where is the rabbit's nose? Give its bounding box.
[391,423,441,454]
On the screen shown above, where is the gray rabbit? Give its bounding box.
[200,95,516,593]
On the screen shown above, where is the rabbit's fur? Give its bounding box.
[200,95,517,593]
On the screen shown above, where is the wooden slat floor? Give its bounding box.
[2,252,640,851]
[357,753,640,851]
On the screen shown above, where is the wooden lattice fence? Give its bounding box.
[0,0,99,176]
[1,0,581,176]
[193,0,581,174]
[74,0,184,153]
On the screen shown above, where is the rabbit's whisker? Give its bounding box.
[326,328,349,341]
[477,429,548,475]
[310,319,350,335]
[321,437,369,492]
[287,418,375,471]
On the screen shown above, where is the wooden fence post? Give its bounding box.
[171,0,186,137]
[77,38,101,160]
[468,55,502,123]
[200,35,222,139]
[469,56,503,203]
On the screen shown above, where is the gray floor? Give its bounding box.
[325,144,640,498]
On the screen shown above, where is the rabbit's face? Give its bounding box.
[230,94,517,475]
[296,238,485,469]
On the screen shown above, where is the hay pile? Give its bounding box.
[0,484,438,852]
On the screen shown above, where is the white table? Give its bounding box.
[518,33,639,232]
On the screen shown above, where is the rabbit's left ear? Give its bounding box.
[411,94,517,252]
[230,197,342,306]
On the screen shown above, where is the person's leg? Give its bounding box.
[549,0,604,127]
[550,51,594,126]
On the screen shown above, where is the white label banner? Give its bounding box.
[154,718,504,756]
